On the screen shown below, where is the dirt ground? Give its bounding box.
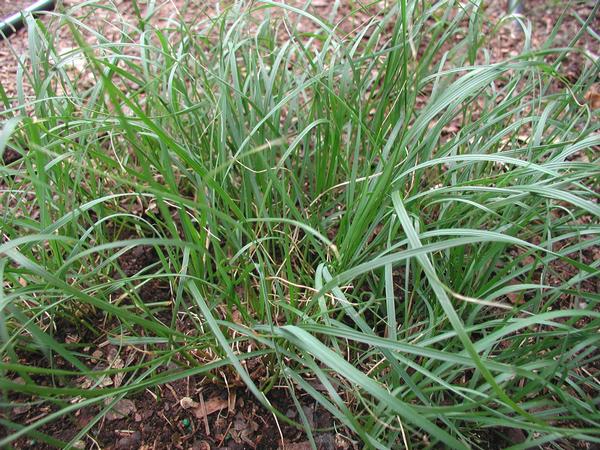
[2,244,354,449]
[9,377,348,449]
[1,0,598,97]
[0,1,32,19]
[1,1,598,449]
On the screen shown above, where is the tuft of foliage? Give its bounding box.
[1,1,599,448]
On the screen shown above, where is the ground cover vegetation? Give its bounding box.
[0,0,599,448]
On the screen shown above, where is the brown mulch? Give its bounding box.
[1,1,598,98]
[0,0,33,96]
[0,0,32,19]
[0,240,354,449]
[8,378,349,450]
[116,244,172,302]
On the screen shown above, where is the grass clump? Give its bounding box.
[1,0,599,448]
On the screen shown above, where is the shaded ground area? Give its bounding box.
[1,245,355,449]
[8,378,348,449]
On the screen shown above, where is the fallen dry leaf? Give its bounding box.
[194,396,228,419]
[12,404,31,416]
[106,399,137,421]
[228,390,237,413]
[282,442,312,450]
[584,84,600,110]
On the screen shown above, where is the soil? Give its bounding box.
[116,244,172,302]
[0,233,352,449]
[7,380,349,450]
[0,1,33,20]
[1,147,21,164]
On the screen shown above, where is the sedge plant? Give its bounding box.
[0,0,599,448]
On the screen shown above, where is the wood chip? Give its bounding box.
[585,84,600,110]
[283,442,312,450]
[193,396,228,419]
[227,390,237,414]
[106,399,137,421]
